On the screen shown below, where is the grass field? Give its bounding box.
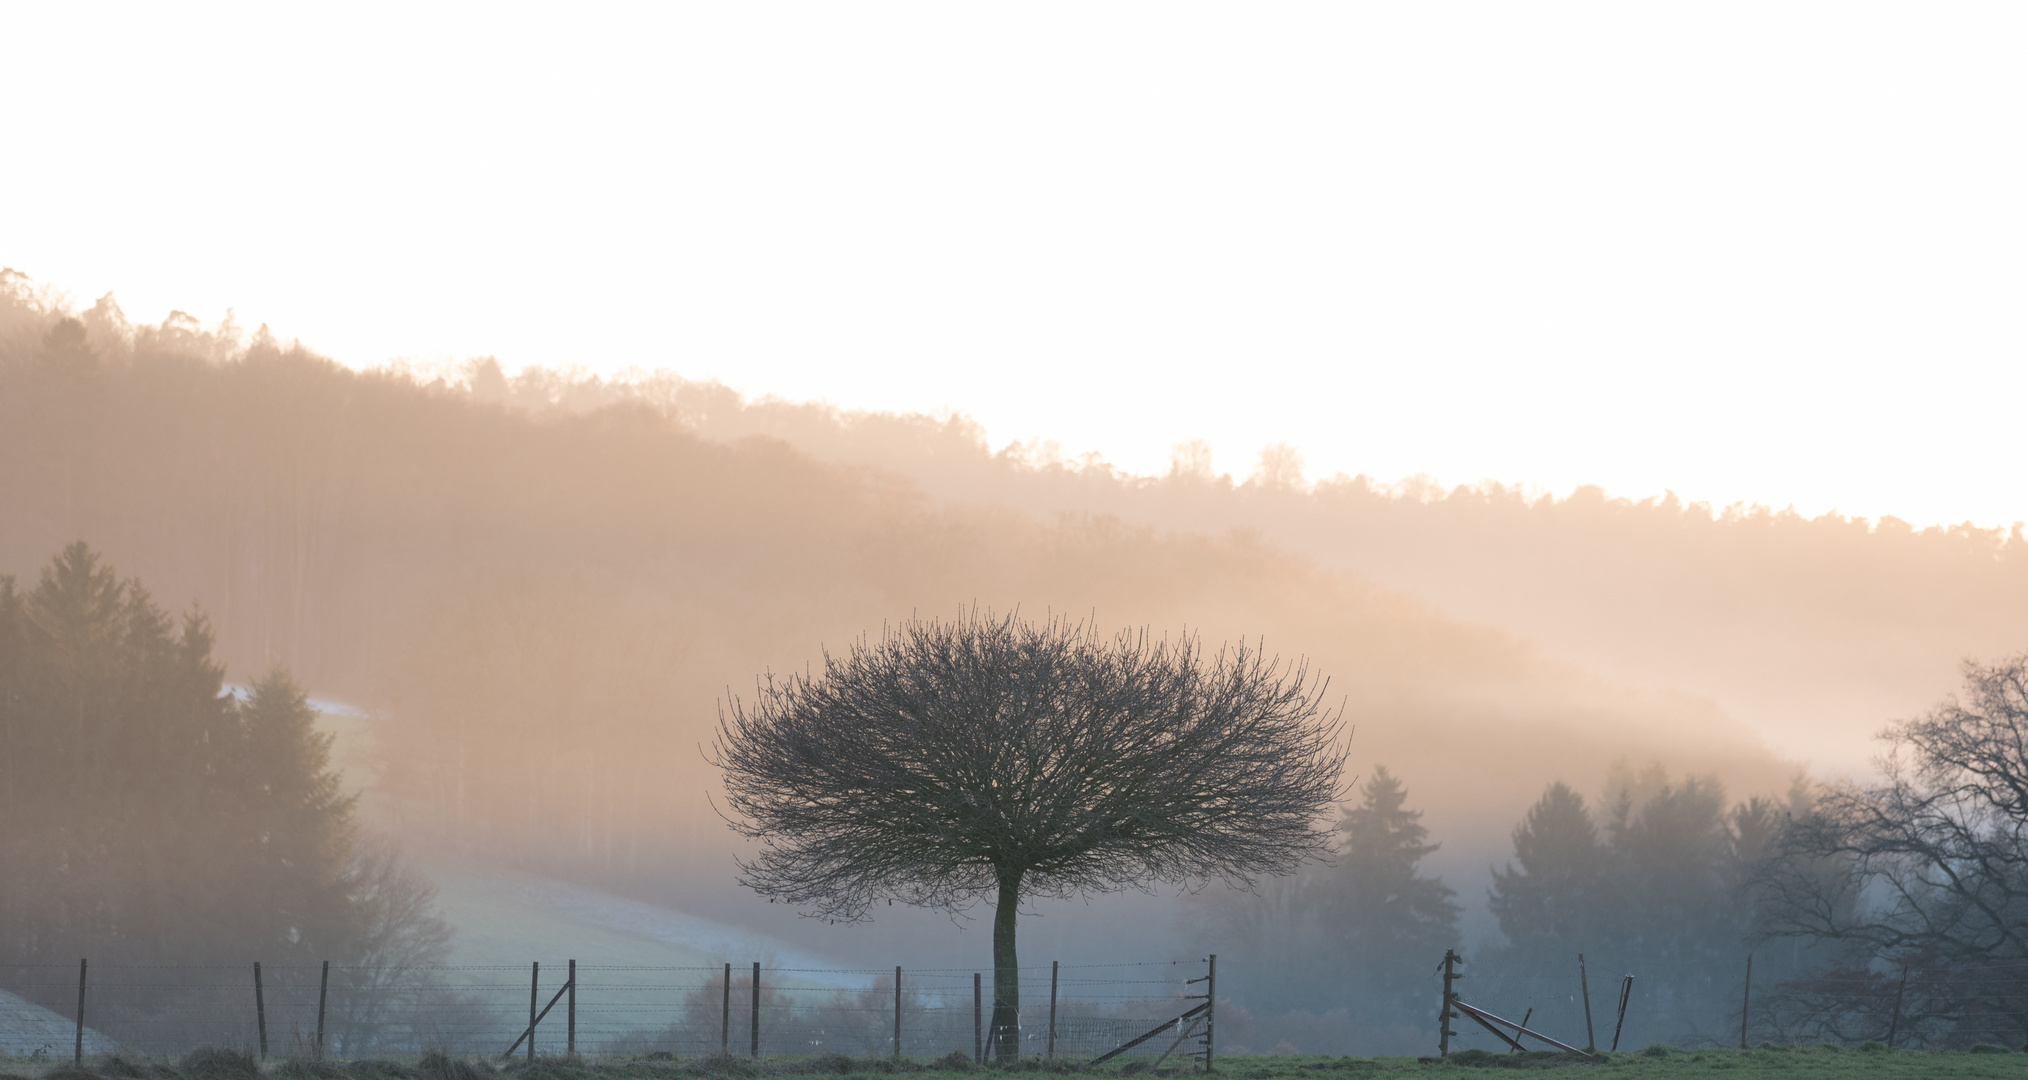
[9,1045,2028,1080]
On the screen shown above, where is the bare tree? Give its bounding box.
[713,612,1347,1061]
[1755,653,2028,1046]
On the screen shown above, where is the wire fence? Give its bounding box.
[0,958,1214,1062]
[1431,954,2028,1055]
[16,950,2014,1061]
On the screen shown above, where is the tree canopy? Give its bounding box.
[1754,652,2028,1046]
[714,611,1347,1060]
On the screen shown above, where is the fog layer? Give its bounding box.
[7,280,1983,1052]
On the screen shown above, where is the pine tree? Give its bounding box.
[1316,766,1460,964]
[1488,782,1607,956]
[0,542,240,960]
[235,671,361,959]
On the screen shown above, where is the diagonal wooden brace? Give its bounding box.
[1092,1001,1212,1065]
[505,980,574,1056]
[1452,1000,1595,1059]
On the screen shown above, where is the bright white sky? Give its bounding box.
[8,3,2026,528]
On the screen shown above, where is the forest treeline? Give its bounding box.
[1189,761,1826,1053]
[0,277,1797,912]
[431,356,2028,769]
[0,542,449,1034]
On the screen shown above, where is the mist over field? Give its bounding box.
[5,278,2028,1054]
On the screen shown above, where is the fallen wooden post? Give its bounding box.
[1452,1000,1595,1058]
[1459,1005,1524,1051]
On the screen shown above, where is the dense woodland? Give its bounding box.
[6,273,2027,1052]
[434,355,2028,774]
[0,542,449,1041]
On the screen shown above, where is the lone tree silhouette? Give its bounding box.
[714,612,1347,1061]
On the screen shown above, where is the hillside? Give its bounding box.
[438,361,2028,774]
[0,283,1804,960]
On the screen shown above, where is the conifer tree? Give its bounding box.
[1488,782,1607,955]
[1317,766,1460,963]
[236,671,362,959]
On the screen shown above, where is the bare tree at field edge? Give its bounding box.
[713,611,1348,1062]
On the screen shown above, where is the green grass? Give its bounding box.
[8,1046,2028,1080]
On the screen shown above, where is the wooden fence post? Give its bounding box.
[1739,954,1752,1049]
[568,959,577,1057]
[1578,955,1593,1052]
[751,962,760,1058]
[254,962,268,1061]
[973,973,982,1065]
[721,963,731,1055]
[73,958,86,1066]
[1887,967,1908,1049]
[528,961,539,1062]
[1205,954,1216,1072]
[1047,961,1059,1062]
[894,967,903,1060]
[317,960,330,1061]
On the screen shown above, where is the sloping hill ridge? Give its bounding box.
[0,294,1804,958]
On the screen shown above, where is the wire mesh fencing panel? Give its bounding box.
[572,961,1211,1061]
[0,964,265,1058]
[1753,960,2028,1050]
[0,964,117,1059]
[1042,960,1208,1062]
[0,963,519,1058]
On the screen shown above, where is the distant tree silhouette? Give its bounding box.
[714,612,1347,1061]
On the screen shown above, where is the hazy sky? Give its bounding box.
[10,3,2025,528]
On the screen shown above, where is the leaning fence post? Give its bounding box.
[894,966,903,1060]
[1047,960,1059,1062]
[317,960,330,1061]
[1610,975,1632,1052]
[751,962,760,1058]
[1578,954,1594,1052]
[721,962,731,1055]
[528,961,539,1062]
[1887,967,1908,1049]
[1205,954,1216,1072]
[568,959,577,1057]
[973,973,983,1065]
[254,962,268,1061]
[73,958,86,1066]
[1739,954,1753,1049]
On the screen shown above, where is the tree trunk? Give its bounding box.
[992,872,1022,1062]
